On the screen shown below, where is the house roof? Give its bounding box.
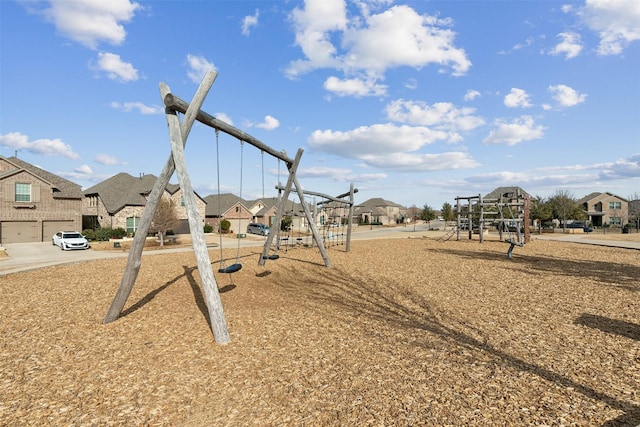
[356,197,405,211]
[83,173,190,214]
[2,156,83,199]
[203,193,249,217]
[484,186,531,200]
[577,191,628,204]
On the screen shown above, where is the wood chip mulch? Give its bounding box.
[1,237,638,426]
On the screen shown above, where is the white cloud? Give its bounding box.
[296,166,387,183]
[255,115,280,130]
[504,88,532,108]
[286,1,470,89]
[341,5,471,75]
[28,0,141,49]
[92,52,138,82]
[0,132,79,159]
[548,84,587,107]
[309,123,449,158]
[362,151,479,172]
[214,112,233,125]
[385,99,485,141]
[483,116,545,146]
[576,0,640,55]
[110,101,162,114]
[186,54,216,84]
[241,9,259,36]
[95,154,120,165]
[549,32,583,59]
[464,90,481,101]
[286,0,347,78]
[307,122,478,172]
[324,76,387,97]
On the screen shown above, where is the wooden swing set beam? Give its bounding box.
[163,93,294,167]
[275,184,358,205]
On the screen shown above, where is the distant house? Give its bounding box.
[203,193,252,233]
[578,192,628,227]
[0,155,84,244]
[83,173,206,235]
[354,198,407,225]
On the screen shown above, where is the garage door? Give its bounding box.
[43,221,76,242]
[1,221,38,244]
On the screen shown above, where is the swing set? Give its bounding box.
[273,183,358,253]
[102,71,319,344]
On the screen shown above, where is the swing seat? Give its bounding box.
[262,254,279,260]
[504,238,524,247]
[218,263,242,274]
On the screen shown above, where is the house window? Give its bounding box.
[609,201,622,209]
[609,217,622,226]
[180,195,185,207]
[15,183,31,202]
[126,216,140,233]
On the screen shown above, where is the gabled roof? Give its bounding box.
[577,191,628,204]
[356,197,404,210]
[1,156,83,199]
[83,173,191,214]
[484,186,530,200]
[203,193,249,217]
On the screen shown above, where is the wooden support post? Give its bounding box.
[166,94,230,344]
[345,183,354,252]
[103,71,217,325]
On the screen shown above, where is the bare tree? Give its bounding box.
[151,198,179,247]
[548,188,582,230]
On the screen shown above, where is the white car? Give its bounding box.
[52,231,90,250]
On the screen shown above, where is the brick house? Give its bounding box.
[578,192,628,227]
[0,155,84,244]
[82,173,206,235]
[354,198,407,225]
[203,193,252,233]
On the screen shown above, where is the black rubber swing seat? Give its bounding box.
[218,263,242,274]
[262,254,279,260]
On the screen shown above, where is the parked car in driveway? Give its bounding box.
[52,231,90,250]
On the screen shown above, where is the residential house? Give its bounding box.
[0,155,84,244]
[83,173,206,235]
[203,193,252,233]
[354,198,407,225]
[578,192,628,227]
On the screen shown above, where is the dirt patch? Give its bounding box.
[1,238,638,425]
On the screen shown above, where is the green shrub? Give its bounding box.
[203,223,213,233]
[82,229,97,241]
[220,219,231,233]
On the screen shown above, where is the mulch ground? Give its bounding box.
[1,237,638,426]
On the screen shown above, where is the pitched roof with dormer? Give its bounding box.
[1,156,83,199]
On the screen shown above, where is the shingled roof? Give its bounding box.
[203,193,248,217]
[3,156,83,199]
[83,173,181,214]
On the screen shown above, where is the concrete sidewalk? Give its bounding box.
[532,233,640,250]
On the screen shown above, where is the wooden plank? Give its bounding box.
[103,71,217,325]
[163,93,293,166]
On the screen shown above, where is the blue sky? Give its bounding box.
[1,0,639,209]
